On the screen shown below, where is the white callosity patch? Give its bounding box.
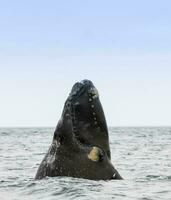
[88,88,99,99]
[88,146,99,162]
[88,89,99,126]
[75,102,80,106]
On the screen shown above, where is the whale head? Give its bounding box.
[68,79,111,159]
[35,80,123,180]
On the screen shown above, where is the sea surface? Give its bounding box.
[0,127,170,200]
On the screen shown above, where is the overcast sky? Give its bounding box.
[0,0,171,127]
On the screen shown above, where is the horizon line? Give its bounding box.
[0,125,171,128]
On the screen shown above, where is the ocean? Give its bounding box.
[0,127,170,200]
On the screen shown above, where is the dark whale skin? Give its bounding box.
[35,80,123,180]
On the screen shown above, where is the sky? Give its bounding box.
[0,0,171,127]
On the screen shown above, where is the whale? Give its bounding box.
[35,80,122,180]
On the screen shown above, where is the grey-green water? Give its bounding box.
[0,127,170,200]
